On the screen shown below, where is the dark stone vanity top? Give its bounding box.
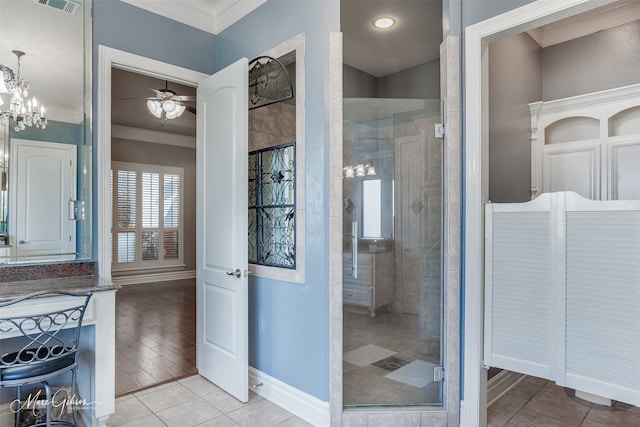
[0,275,119,302]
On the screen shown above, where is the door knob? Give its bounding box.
[226,268,242,278]
[19,240,27,244]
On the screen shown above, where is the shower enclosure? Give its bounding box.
[342,97,443,407]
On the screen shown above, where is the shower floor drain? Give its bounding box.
[372,356,409,372]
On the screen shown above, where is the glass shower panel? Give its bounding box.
[342,98,443,407]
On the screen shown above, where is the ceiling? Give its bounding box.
[3,0,639,138]
[341,0,443,77]
[111,68,197,137]
[121,0,444,78]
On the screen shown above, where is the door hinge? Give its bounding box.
[434,366,445,382]
[434,123,445,138]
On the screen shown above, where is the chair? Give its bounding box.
[0,291,93,427]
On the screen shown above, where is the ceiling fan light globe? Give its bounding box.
[165,104,186,120]
[162,99,176,113]
[147,100,162,118]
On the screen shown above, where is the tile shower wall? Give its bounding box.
[249,102,296,151]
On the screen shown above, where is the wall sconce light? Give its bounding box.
[343,161,376,178]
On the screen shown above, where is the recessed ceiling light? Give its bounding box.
[373,17,396,29]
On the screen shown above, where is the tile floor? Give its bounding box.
[115,280,198,396]
[488,375,640,426]
[112,280,640,425]
[342,309,441,406]
[106,375,310,427]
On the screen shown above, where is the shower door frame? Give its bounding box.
[328,34,462,425]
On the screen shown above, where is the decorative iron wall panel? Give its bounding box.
[248,142,296,269]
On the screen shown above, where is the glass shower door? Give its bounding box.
[342,98,443,407]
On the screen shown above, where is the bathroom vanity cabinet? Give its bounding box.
[343,251,395,317]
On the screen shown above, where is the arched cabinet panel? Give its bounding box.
[530,84,640,201]
[609,106,640,137]
[545,117,599,145]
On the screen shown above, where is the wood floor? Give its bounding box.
[115,279,197,397]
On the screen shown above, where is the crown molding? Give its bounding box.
[120,0,266,35]
[527,0,640,47]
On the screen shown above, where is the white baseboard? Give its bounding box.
[487,370,526,407]
[112,270,196,286]
[249,367,329,427]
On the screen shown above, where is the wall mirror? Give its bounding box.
[0,0,92,264]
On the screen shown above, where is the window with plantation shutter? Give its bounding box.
[112,162,184,271]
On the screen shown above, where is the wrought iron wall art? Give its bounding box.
[248,142,296,268]
[248,56,294,110]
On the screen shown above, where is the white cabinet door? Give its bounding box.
[11,139,76,262]
[542,143,600,200]
[196,58,249,403]
[608,140,640,200]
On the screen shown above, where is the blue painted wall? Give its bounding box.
[216,0,339,402]
[91,0,217,268]
[92,0,216,73]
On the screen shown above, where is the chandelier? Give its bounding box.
[0,50,47,132]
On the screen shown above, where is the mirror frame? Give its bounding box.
[0,0,93,265]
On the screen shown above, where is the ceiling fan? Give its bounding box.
[122,81,196,120]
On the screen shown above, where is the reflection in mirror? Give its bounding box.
[362,179,382,238]
[0,0,92,264]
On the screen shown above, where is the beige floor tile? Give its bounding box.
[156,398,223,427]
[117,413,167,427]
[179,375,223,397]
[226,399,294,427]
[135,382,198,413]
[133,382,173,397]
[202,389,262,414]
[107,396,152,426]
[195,415,240,426]
[272,416,314,426]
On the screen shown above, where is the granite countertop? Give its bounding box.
[0,276,119,302]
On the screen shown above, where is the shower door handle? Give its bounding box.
[351,221,358,279]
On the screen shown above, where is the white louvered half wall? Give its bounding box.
[485,192,640,407]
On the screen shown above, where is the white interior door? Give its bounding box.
[10,139,76,262]
[196,58,249,402]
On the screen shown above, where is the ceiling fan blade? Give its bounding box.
[185,105,197,115]
[173,95,196,101]
[118,96,160,101]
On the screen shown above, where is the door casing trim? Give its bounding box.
[462,1,617,425]
[97,46,207,279]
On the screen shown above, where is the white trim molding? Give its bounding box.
[462,1,617,426]
[527,0,640,47]
[120,0,267,35]
[112,269,196,286]
[249,367,330,427]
